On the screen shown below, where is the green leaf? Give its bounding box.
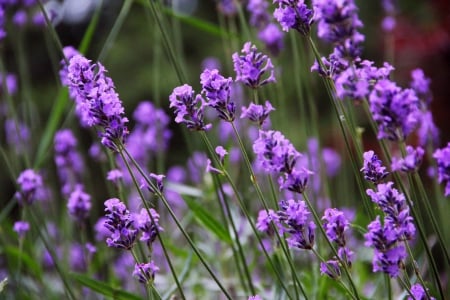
[182,196,232,244]
[4,246,43,279]
[70,273,141,300]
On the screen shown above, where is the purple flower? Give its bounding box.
[4,119,30,154]
[273,0,314,35]
[433,142,450,197]
[232,42,276,89]
[241,100,275,126]
[278,199,316,250]
[103,198,138,250]
[256,209,281,235]
[361,150,389,183]
[200,69,235,122]
[67,184,91,221]
[169,84,211,131]
[134,208,162,245]
[408,283,435,300]
[107,169,123,183]
[248,296,262,300]
[372,244,407,277]
[391,146,424,173]
[13,221,30,238]
[133,261,159,284]
[278,167,313,194]
[322,208,350,247]
[258,23,284,56]
[15,169,43,205]
[253,130,301,174]
[0,72,18,95]
[369,79,420,141]
[410,68,431,104]
[320,260,341,279]
[313,0,364,59]
[215,146,228,164]
[65,55,129,151]
[247,0,270,28]
[417,111,439,147]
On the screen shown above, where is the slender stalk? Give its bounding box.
[122,147,233,299]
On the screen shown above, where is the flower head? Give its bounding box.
[361,150,389,183]
[273,0,314,35]
[391,146,424,173]
[133,261,159,284]
[103,198,138,250]
[232,42,276,88]
[408,283,435,300]
[134,208,163,245]
[241,100,275,126]
[322,208,350,247]
[67,184,92,221]
[13,221,30,238]
[200,69,235,122]
[433,142,450,196]
[15,169,43,205]
[169,84,211,131]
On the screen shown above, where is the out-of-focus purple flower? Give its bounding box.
[215,146,228,164]
[382,16,396,32]
[433,142,450,197]
[313,0,364,59]
[256,209,281,235]
[241,100,275,126]
[15,169,43,205]
[187,152,208,184]
[338,246,354,266]
[13,221,30,238]
[311,52,348,78]
[258,23,284,56]
[169,84,211,131]
[361,150,389,183]
[200,68,235,122]
[278,199,315,250]
[206,159,222,174]
[94,217,109,242]
[133,261,159,284]
[0,72,18,95]
[273,0,314,35]
[69,243,87,272]
[232,42,276,89]
[410,68,431,104]
[408,283,435,300]
[4,119,30,154]
[369,79,420,141]
[322,208,349,247]
[320,260,341,279]
[140,173,165,194]
[54,129,84,195]
[134,208,162,245]
[391,146,424,173]
[65,55,129,151]
[103,198,138,250]
[12,10,27,26]
[417,111,439,147]
[247,0,270,28]
[201,57,221,71]
[248,295,262,300]
[67,184,91,221]
[367,182,415,240]
[322,147,341,177]
[107,169,123,184]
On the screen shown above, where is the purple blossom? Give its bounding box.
[13,221,30,238]
[391,146,424,173]
[140,173,165,194]
[338,246,354,266]
[258,23,284,56]
[4,119,30,154]
[15,169,43,205]
[417,111,439,147]
[247,0,270,28]
[278,199,316,250]
[410,68,431,104]
[65,55,129,151]
[433,142,450,197]
[215,146,228,164]
[241,100,275,126]
[133,261,159,284]
[273,0,314,35]
[372,244,407,277]
[369,79,420,141]
[322,208,350,247]
[67,184,92,221]
[169,84,211,131]
[277,167,313,194]
[248,296,262,300]
[134,208,162,245]
[313,0,364,59]
[107,169,123,183]
[200,69,235,122]
[0,72,18,95]
[103,198,138,250]
[232,42,276,88]
[256,209,281,235]
[320,260,341,279]
[361,150,389,183]
[408,283,435,300]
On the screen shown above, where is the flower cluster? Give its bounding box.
[365,182,416,277]
[133,261,159,284]
[134,208,162,246]
[273,0,314,35]
[67,184,92,221]
[241,100,275,126]
[169,84,211,131]
[103,198,138,250]
[15,169,44,205]
[200,68,235,122]
[313,0,364,60]
[64,54,129,151]
[361,150,389,183]
[232,42,276,89]
[433,142,450,196]
[391,146,424,173]
[408,283,435,300]
[278,199,316,250]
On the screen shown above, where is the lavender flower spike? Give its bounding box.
[433,142,450,196]
[391,145,424,173]
[273,0,314,35]
[103,198,138,250]
[200,69,235,122]
[15,169,43,205]
[169,84,211,131]
[232,42,276,88]
[133,261,159,284]
[241,100,275,126]
[361,150,389,183]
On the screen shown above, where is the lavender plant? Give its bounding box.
[1,0,448,299]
